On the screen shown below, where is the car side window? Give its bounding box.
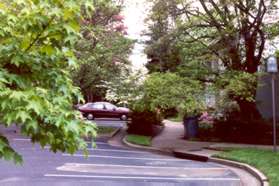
[86,103,94,108]
[105,103,116,110]
[92,104,104,109]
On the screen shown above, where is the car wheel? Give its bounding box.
[120,114,127,121]
[87,114,94,120]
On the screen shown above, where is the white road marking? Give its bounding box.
[86,148,147,154]
[86,141,107,145]
[59,163,227,170]
[62,153,191,162]
[13,138,106,145]
[44,174,241,181]
[14,139,146,154]
[43,146,146,154]
[13,138,30,141]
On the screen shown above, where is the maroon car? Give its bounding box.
[78,102,130,120]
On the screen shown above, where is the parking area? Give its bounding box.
[0,121,241,186]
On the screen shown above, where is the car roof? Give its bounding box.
[85,102,113,105]
[94,102,112,104]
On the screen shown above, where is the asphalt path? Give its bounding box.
[0,120,241,186]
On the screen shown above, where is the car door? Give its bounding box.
[104,103,118,118]
[91,103,105,118]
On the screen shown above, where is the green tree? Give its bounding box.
[146,0,279,121]
[134,73,204,116]
[105,70,145,106]
[73,0,134,102]
[144,0,181,73]
[0,0,96,164]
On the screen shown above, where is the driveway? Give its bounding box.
[0,121,241,186]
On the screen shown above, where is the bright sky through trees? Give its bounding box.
[123,0,150,70]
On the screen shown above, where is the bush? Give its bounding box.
[162,108,178,118]
[127,110,163,137]
[198,121,214,138]
[197,117,277,144]
[212,119,273,144]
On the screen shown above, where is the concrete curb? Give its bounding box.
[172,150,208,162]
[204,147,231,152]
[209,157,269,186]
[173,150,269,186]
[109,128,121,138]
[122,134,269,186]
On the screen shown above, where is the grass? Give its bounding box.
[126,134,152,146]
[214,148,279,186]
[97,126,116,135]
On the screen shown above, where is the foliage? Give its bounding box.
[72,0,134,102]
[197,118,276,144]
[144,0,182,73]
[215,148,279,186]
[105,70,145,106]
[138,72,205,116]
[0,0,96,164]
[145,0,279,120]
[167,114,183,123]
[127,109,163,137]
[126,134,152,146]
[216,71,258,102]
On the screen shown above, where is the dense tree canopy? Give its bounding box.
[138,73,204,115]
[0,0,96,164]
[72,0,134,102]
[145,0,279,120]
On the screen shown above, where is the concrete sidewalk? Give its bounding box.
[152,120,274,156]
[149,120,269,186]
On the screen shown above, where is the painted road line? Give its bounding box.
[13,138,30,141]
[43,146,146,154]
[62,153,191,162]
[86,148,147,154]
[86,141,108,145]
[58,163,228,170]
[56,163,229,177]
[44,174,241,181]
[13,138,107,145]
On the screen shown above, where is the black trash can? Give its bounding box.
[183,116,199,139]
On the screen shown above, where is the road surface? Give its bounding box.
[0,120,241,186]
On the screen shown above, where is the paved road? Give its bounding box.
[0,120,241,186]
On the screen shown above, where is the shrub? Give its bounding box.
[197,116,277,144]
[127,110,163,137]
[212,118,273,144]
[162,108,178,118]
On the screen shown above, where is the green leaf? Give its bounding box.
[41,45,55,55]
[0,0,97,164]
[9,91,26,101]
[26,99,43,115]
[16,111,31,123]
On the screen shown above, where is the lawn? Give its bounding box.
[126,134,152,146]
[214,148,279,186]
[97,126,116,135]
